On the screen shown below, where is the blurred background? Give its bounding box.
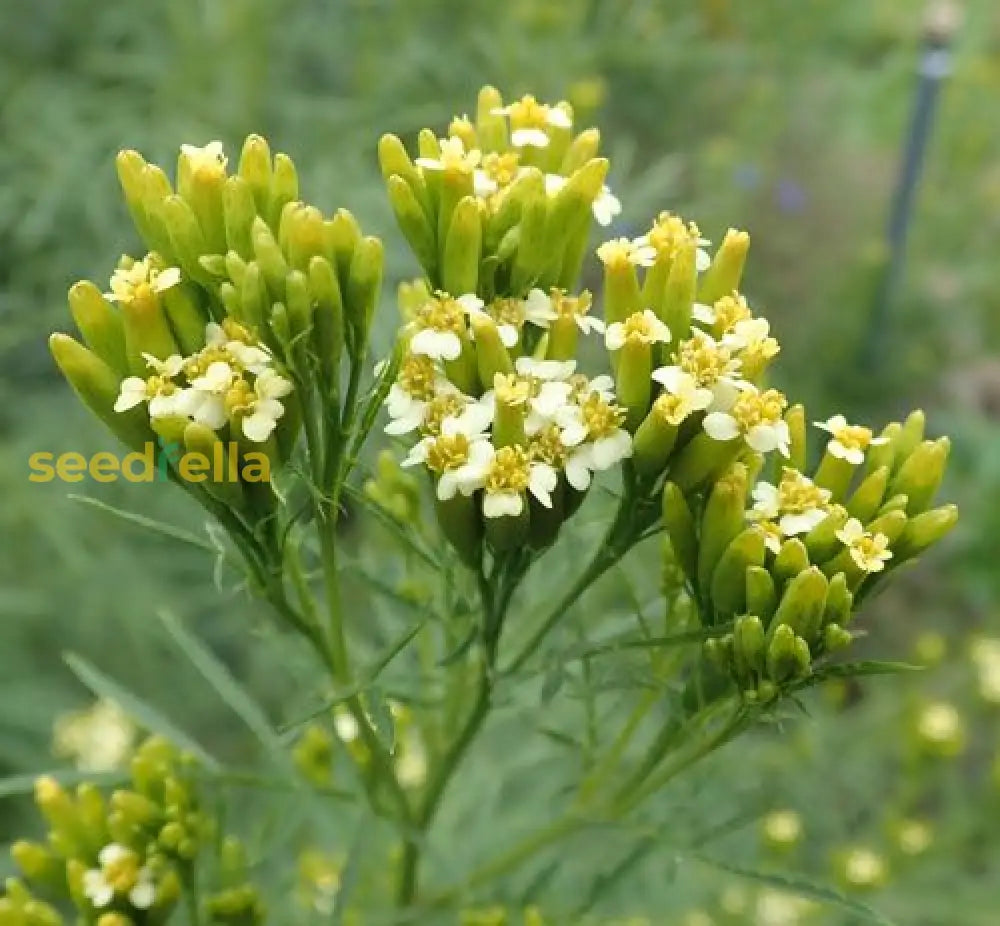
[2,0,999,922]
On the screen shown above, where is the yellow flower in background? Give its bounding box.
[52,698,136,773]
[913,700,965,758]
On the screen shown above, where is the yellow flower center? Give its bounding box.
[484,446,530,493]
[754,520,784,549]
[645,211,702,260]
[489,297,525,328]
[550,289,593,320]
[508,95,551,130]
[220,318,258,344]
[730,388,787,431]
[421,394,466,436]
[436,137,481,173]
[398,354,439,401]
[529,425,568,468]
[833,424,874,452]
[425,433,471,474]
[596,239,637,268]
[846,530,891,572]
[776,468,828,514]
[494,373,532,406]
[712,292,752,332]
[145,375,178,399]
[620,311,659,343]
[579,393,625,440]
[480,152,521,187]
[677,333,740,386]
[224,377,255,415]
[652,392,693,426]
[448,116,477,149]
[103,851,142,893]
[416,294,466,334]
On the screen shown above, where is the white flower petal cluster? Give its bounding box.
[83,844,156,910]
[747,467,833,553]
[113,318,292,443]
[815,414,889,466]
[105,255,181,305]
[492,94,572,148]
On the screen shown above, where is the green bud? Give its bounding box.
[561,128,601,174]
[116,150,167,255]
[824,623,853,652]
[822,572,853,626]
[813,449,856,502]
[238,135,273,213]
[442,196,482,296]
[556,218,593,289]
[866,508,909,545]
[710,527,766,621]
[387,174,438,280]
[697,228,750,304]
[240,261,267,331]
[492,391,526,450]
[733,614,767,679]
[346,236,383,344]
[894,409,926,464]
[784,404,807,472]
[616,339,653,432]
[746,566,778,623]
[659,240,697,342]
[285,270,312,344]
[252,216,289,301]
[325,209,362,284]
[485,504,529,552]
[703,636,732,673]
[68,281,128,374]
[476,86,509,153]
[49,334,155,452]
[847,466,890,523]
[878,493,909,516]
[286,204,327,272]
[633,399,680,478]
[180,160,227,256]
[267,153,299,229]
[669,431,741,493]
[162,283,209,356]
[889,438,949,515]
[308,256,345,391]
[866,421,901,475]
[435,494,481,567]
[893,504,958,562]
[601,255,641,326]
[804,505,849,563]
[772,537,810,585]
[662,482,698,584]
[162,195,212,284]
[770,566,828,644]
[698,463,749,593]
[511,190,549,295]
[222,175,257,259]
[767,624,808,684]
[378,134,429,211]
[471,315,513,390]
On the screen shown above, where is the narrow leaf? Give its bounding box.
[68,494,215,551]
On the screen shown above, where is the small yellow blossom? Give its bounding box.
[596,237,657,269]
[815,415,888,466]
[835,518,892,573]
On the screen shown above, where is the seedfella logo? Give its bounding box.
[28,441,270,484]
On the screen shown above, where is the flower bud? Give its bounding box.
[697,228,750,304]
[511,192,549,296]
[162,283,209,356]
[476,86,509,153]
[238,134,273,213]
[803,505,849,563]
[894,409,926,464]
[161,195,212,285]
[435,495,482,567]
[846,465,890,523]
[387,174,438,279]
[600,254,641,327]
[784,403,807,472]
[710,527,766,620]
[180,161,227,257]
[746,566,778,624]
[325,208,362,283]
[892,504,958,562]
[733,614,767,680]
[68,288,129,395]
[865,420,901,474]
[378,135,429,213]
[698,463,749,593]
[772,538,810,585]
[822,571,853,626]
[662,482,698,584]
[823,623,853,652]
[616,339,654,432]
[443,196,483,296]
[472,316,514,390]
[308,256,345,390]
[889,437,949,514]
[813,449,856,502]
[285,270,312,346]
[346,236,384,343]
[633,401,680,477]
[116,150,164,252]
[659,240,697,343]
[223,175,258,259]
[767,624,810,684]
[669,432,741,493]
[252,216,289,301]
[49,334,156,452]
[770,566,828,645]
[267,153,299,229]
[239,261,267,331]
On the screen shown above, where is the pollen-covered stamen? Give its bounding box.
[105,256,181,305]
[223,376,256,416]
[484,446,531,495]
[836,518,893,573]
[596,238,657,269]
[184,346,230,379]
[711,292,753,332]
[421,394,466,436]
[579,393,627,440]
[397,354,439,402]
[644,211,705,260]
[428,137,481,174]
[730,388,788,432]
[551,289,593,320]
[652,391,695,427]
[529,425,569,468]
[677,332,742,386]
[416,294,467,334]
[489,298,527,329]
[425,433,472,475]
[503,95,559,132]
[480,151,521,188]
[494,373,533,407]
[776,467,830,514]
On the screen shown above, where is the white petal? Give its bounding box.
[483,491,524,518]
[130,881,156,909]
[456,293,485,314]
[780,510,827,536]
[565,452,593,490]
[692,302,716,325]
[114,379,147,412]
[415,157,443,171]
[436,472,459,501]
[696,249,712,273]
[498,323,520,348]
[528,463,558,507]
[703,412,740,442]
[604,323,625,351]
[242,411,277,442]
[511,128,550,148]
[547,107,573,128]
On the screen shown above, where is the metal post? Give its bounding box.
[861,2,961,372]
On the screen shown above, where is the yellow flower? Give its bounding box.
[835,518,892,573]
